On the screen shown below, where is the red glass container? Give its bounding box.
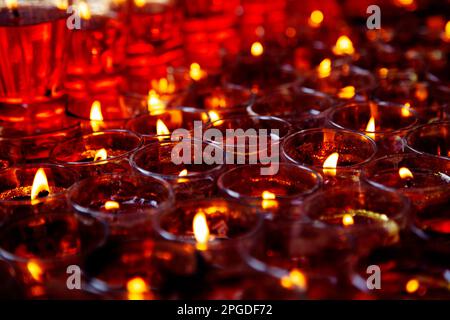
[405,121,450,160]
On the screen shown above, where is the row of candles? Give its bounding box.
[0,0,449,300]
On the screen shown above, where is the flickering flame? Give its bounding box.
[90,101,103,132]
[55,0,68,10]
[261,191,278,210]
[323,152,339,177]
[156,119,170,140]
[189,63,203,81]
[405,278,419,293]
[399,167,414,179]
[6,0,18,10]
[342,214,354,226]
[127,277,147,300]
[105,201,120,210]
[178,169,188,177]
[134,0,146,7]
[333,35,355,56]
[30,168,50,201]
[308,10,324,28]
[193,211,210,251]
[365,117,376,140]
[445,21,450,40]
[147,90,165,115]
[280,269,307,291]
[251,42,264,57]
[78,1,91,20]
[317,58,331,78]
[402,102,411,117]
[208,111,223,126]
[94,148,108,162]
[337,86,355,99]
[27,261,43,282]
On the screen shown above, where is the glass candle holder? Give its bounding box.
[303,186,411,254]
[327,101,419,154]
[50,130,143,178]
[0,0,70,105]
[0,212,107,299]
[405,121,450,160]
[281,128,377,187]
[84,238,201,300]
[217,164,322,218]
[131,140,224,200]
[0,164,78,218]
[126,107,209,143]
[154,198,263,270]
[68,173,174,237]
[65,0,126,97]
[248,85,334,130]
[206,115,292,166]
[361,153,450,253]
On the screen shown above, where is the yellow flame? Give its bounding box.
[147,90,165,115]
[365,117,376,140]
[317,58,331,78]
[445,21,450,40]
[399,167,414,179]
[30,168,50,201]
[308,10,324,28]
[78,1,91,20]
[27,261,43,282]
[396,0,414,7]
[151,78,175,95]
[134,0,146,7]
[280,269,307,291]
[251,42,264,57]
[55,0,68,10]
[333,35,355,56]
[94,148,108,162]
[156,119,170,141]
[105,200,120,210]
[261,191,278,210]
[208,111,223,126]
[402,102,411,117]
[178,169,188,177]
[90,100,103,132]
[127,277,147,300]
[323,152,339,177]
[405,278,419,293]
[193,211,210,251]
[342,214,354,226]
[378,67,388,79]
[337,86,355,99]
[189,63,204,81]
[6,0,18,10]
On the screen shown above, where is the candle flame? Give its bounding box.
[251,42,264,57]
[105,200,120,210]
[208,111,223,126]
[55,0,68,10]
[323,152,339,177]
[399,167,414,179]
[94,148,108,162]
[134,0,146,7]
[261,190,278,210]
[127,277,147,300]
[402,102,411,117]
[156,119,170,140]
[445,21,450,40]
[337,86,355,99]
[193,211,210,251]
[280,269,307,291]
[317,58,331,78]
[396,0,415,7]
[342,214,354,226]
[308,10,324,28]
[378,67,389,79]
[78,1,91,20]
[6,0,18,10]
[405,278,419,293]
[189,63,204,81]
[178,169,188,177]
[147,90,165,115]
[151,77,175,95]
[365,117,376,140]
[333,35,355,56]
[90,101,103,132]
[27,261,43,282]
[30,168,50,201]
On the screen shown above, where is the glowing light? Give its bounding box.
[333,35,355,56]
[317,58,331,78]
[280,269,307,291]
[178,169,188,177]
[105,201,120,210]
[156,119,170,141]
[308,10,324,28]
[134,0,146,7]
[94,148,108,162]
[151,78,175,95]
[27,261,43,282]
[127,277,147,300]
[445,21,450,41]
[6,0,18,10]
[251,42,264,57]
[189,63,204,81]
[89,101,103,132]
[31,168,50,201]
[193,211,210,251]
[55,0,68,10]
[402,102,411,117]
[337,86,355,99]
[147,90,165,115]
[415,84,428,102]
[396,0,414,7]
[323,152,339,177]
[378,67,388,79]
[342,214,354,226]
[399,167,414,179]
[78,1,91,20]
[365,117,376,140]
[405,279,420,293]
[261,191,278,210]
[208,111,223,126]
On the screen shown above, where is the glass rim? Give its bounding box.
[404,121,450,161]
